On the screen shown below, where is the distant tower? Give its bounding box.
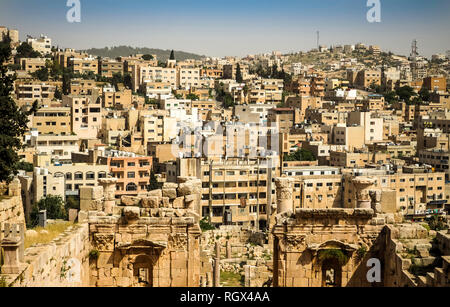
[316,31,320,50]
[411,39,418,81]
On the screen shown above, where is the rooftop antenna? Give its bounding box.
[316,31,320,49]
[411,39,418,80]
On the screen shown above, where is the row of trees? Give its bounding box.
[383,86,432,105]
[0,35,38,183]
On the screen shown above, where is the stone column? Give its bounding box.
[369,190,382,213]
[177,177,202,216]
[226,240,232,259]
[1,238,21,274]
[99,178,118,215]
[275,177,294,214]
[213,242,220,287]
[352,177,376,209]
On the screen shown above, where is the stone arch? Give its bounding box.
[321,257,342,287]
[132,254,154,287]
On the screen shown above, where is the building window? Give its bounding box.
[126,183,138,192]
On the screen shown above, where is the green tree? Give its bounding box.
[396,86,416,104]
[284,148,316,162]
[148,170,159,191]
[384,91,398,104]
[54,87,62,100]
[62,71,71,95]
[419,87,431,102]
[123,73,132,89]
[0,35,38,183]
[15,161,33,172]
[29,195,67,227]
[235,63,243,83]
[186,93,200,101]
[47,60,62,79]
[142,54,154,61]
[32,66,49,81]
[223,93,234,109]
[169,50,175,60]
[16,42,40,59]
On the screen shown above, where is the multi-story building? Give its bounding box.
[342,167,446,215]
[31,106,72,135]
[108,154,153,198]
[15,81,56,106]
[0,26,19,46]
[20,58,46,73]
[140,110,178,145]
[31,134,79,162]
[173,157,278,229]
[177,67,200,89]
[422,76,447,93]
[267,108,294,133]
[68,57,99,75]
[133,65,177,91]
[99,59,124,78]
[347,111,384,144]
[62,94,102,139]
[69,79,100,95]
[351,69,381,89]
[26,35,52,55]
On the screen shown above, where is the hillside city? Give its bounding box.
[0,25,449,288]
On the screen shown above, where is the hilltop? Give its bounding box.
[80,46,205,61]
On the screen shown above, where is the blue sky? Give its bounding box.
[1,0,449,57]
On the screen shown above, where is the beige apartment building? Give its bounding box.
[32,167,65,204]
[0,26,19,46]
[142,81,172,98]
[27,35,52,55]
[102,89,133,108]
[267,108,294,133]
[69,79,101,95]
[172,157,278,229]
[15,81,56,106]
[177,67,200,89]
[342,167,446,215]
[53,49,88,68]
[20,58,46,73]
[133,65,177,91]
[140,110,178,145]
[347,111,384,144]
[31,106,72,135]
[68,57,99,75]
[99,59,124,78]
[31,134,79,162]
[329,150,390,168]
[62,95,102,139]
[349,69,381,89]
[331,124,365,150]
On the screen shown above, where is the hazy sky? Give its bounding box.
[1,0,449,57]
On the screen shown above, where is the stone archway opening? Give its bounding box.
[321,258,342,287]
[132,254,154,287]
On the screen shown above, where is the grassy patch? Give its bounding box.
[24,222,73,249]
[220,271,244,287]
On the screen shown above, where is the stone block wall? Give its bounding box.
[0,179,25,230]
[6,224,90,287]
